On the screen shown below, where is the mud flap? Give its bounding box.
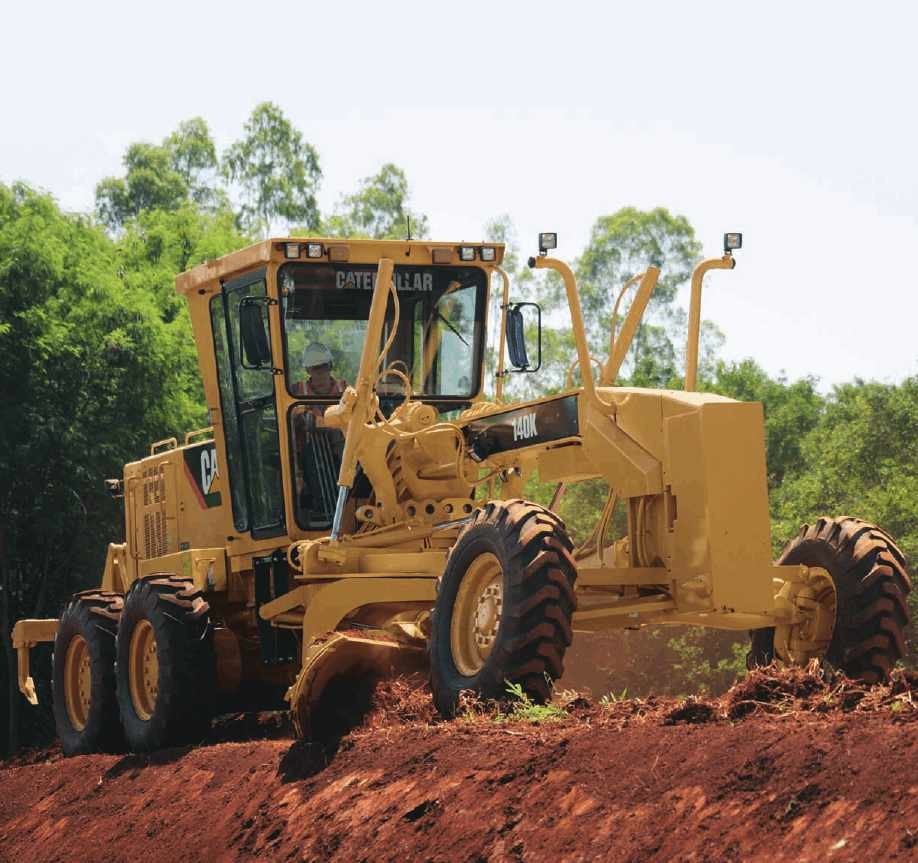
[286,631,427,739]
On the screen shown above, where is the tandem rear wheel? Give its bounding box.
[52,591,124,756]
[116,575,216,752]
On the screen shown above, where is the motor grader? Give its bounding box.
[12,231,911,754]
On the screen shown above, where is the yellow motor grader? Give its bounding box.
[12,231,911,753]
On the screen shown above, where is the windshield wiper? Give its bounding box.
[435,311,469,347]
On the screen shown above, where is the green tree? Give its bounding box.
[0,184,212,754]
[164,117,222,209]
[116,202,249,323]
[223,102,321,236]
[323,163,429,239]
[773,378,918,561]
[574,207,702,386]
[96,117,223,230]
[96,143,188,230]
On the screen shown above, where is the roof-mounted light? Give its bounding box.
[723,232,743,253]
[479,246,496,262]
[538,232,557,255]
[283,242,300,259]
[306,242,323,258]
[458,246,476,262]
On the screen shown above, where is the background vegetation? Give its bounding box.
[2,103,915,753]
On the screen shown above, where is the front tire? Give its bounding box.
[430,500,577,717]
[116,575,216,752]
[749,517,911,682]
[52,591,123,756]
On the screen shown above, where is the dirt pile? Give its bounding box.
[1,668,916,862]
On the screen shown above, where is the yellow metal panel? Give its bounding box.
[663,410,710,583]
[537,444,600,483]
[609,389,665,462]
[101,542,131,592]
[699,402,775,614]
[11,618,58,647]
[581,405,663,497]
[359,551,447,573]
[576,566,673,587]
[258,586,312,620]
[137,547,228,592]
[300,577,437,651]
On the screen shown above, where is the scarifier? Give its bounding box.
[12,232,911,753]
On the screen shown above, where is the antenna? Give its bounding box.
[405,214,413,241]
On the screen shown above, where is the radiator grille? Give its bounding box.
[140,465,168,558]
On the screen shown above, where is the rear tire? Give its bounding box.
[116,575,216,752]
[430,500,577,717]
[748,517,911,682]
[52,591,123,756]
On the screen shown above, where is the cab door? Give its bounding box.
[212,269,286,538]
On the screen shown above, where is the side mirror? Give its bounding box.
[239,297,272,369]
[505,302,541,373]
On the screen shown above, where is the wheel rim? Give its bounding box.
[775,566,837,666]
[451,552,503,676]
[129,619,159,721]
[64,635,91,731]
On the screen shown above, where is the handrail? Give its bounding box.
[184,427,215,446]
[493,266,511,402]
[149,437,178,455]
[528,255,611,411]
[685,253,735,391]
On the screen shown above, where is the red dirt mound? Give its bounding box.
[1,669,916,862]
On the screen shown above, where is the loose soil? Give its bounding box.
[1,667,916,862]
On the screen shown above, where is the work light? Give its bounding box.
[723,232,743,252]
[306,243,323,258]
[479,246,496,262]
[459,246,476,261]
[538,233,557,255]
[284,242,300,259]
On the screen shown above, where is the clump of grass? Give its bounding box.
[495,682,568,723]
[599,688,629,706]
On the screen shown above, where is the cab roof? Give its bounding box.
[175,237,506,296]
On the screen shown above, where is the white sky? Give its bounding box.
[2,1,916,387]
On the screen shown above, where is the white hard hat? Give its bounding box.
[303,341,333,368]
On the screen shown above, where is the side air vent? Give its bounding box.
[141,465,169,558]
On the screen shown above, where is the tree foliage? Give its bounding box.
[0,183,213,751]
[165,118,222,209]
[222,102,321,236]
[772,378,918,564]
[96,118,222,231]
[323,163,428,239]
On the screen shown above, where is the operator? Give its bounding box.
[293,342,348,522]
[293,342,346,401]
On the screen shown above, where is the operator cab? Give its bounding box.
[186,238,504,541]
